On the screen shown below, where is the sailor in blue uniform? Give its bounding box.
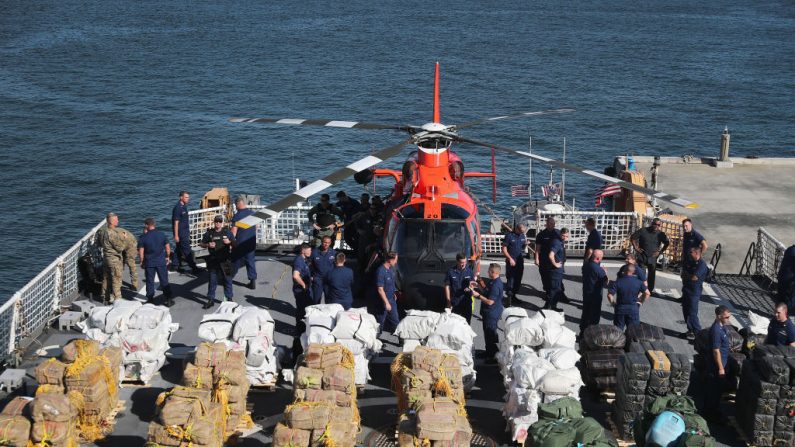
[681,219,707,263]
[230,197,257,290]
[584,217,603,260]
[778,245,795,310]
[369,252,400,333]
[544,228,569,311]
[291,243,313,360]
[680,247,709,340]
[704,305,732,421]
[137,218,173,306]
[326,252,354,310]
[608,264,650,330]
[310,235,337,304]
[624,253,648,288]
[444,253,475,323]
[765,302,795,346]
[580,249,608,333]
[501,224,527,303]
[171,191,201,274]
[535,217,561,302]
[471,263,504,363]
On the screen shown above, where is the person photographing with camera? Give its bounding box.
[200,215,236,309]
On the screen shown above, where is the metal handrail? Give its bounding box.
[740,242,756,276]
[708,243,722,282]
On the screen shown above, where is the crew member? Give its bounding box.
[445,253,475,323]
[501,223,526,304]
[682,218,708,263]
[122,230,139,291]
[307,194,343,247]
[360,193,371,212]
[778,245,795,310]
[230,197,257,290]
[370,251,400,333]
[535,217,563,303]
[545,228,568,311]
[172,191,201,274]
[326,252,354,310]
[581,249,608,333]
[200,215,236,309]
[680,247,709,341]
[584,218,603,260]
[335,191,362,251]
[471,263,504,363]
[608,264,650,330]
[704,305,732,422]
[98,212,127,303]
[137,218,173,306]
[765,302,795,346]
[292,243,313,360]
[310,235,337,304]
[630,217,669,293]
[624,253,648,288]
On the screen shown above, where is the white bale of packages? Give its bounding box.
[541,323,576,349]
[121,328,170,362]
[496,345,515,376]
[126,303,172,331]
[246,348,281,385]
[426,310,476,351]
[305,303,344,318]
[353,352,370,385]
[537,309,565,326]
[232,306,275,342]
[87,299,142,334]
[331,308,379,349]
[538,348,581,370]
[402,339,422,353]
[511,352,554,389]
[499,307,528,330]
[537,367,584,397]
[394,310,441,339]
[245,334,274,367]
[503,386,541,417]
[504,317,544,347]
[199,309,242,342]
[336,338,366,356]
[301,311,337,349]
[747,310,769,334]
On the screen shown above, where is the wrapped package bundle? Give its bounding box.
[0,415,31,447]
[35,358,66,386]
[1,397,33,417]
[182,362,214,390]
[195,342,228,369]
[61,339,100,364]
[581,324,627,350]
[198,302,244,343]
[395,310,441,340]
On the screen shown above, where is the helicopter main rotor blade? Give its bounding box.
[454,135,699,209]
[453,108,576,130]
[229,117,416,132]
[235,138,414,229]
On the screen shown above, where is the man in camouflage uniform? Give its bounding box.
[97,212,131,303]
[121,229,139,290]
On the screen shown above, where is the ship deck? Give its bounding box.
[2,254,778,447]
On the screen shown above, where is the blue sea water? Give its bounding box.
[1,1,793,299]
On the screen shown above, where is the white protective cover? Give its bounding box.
[336,338,366,356]
[511,351,554,389]
[504,317,544,347]
[353,352,370,385]
[198,309,241,343]
[541,320,577,349]
[538,347,581,370]
[245,335,274,367]
[425,310,476,351]
[747,310,769,335]
[402,339,422,353]
[301,311,337,349]
[394,310,441,340]
[126,304,172,331]
[121,328,170,362]
[499,308,528,330]
[232,306,275,342]
[538,309,565,326]
[331,309,379,350]
[90,299,142,333]
[537,367,584,396]
[304,303,344,318]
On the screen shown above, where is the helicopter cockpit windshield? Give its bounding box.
[392,219,473,266]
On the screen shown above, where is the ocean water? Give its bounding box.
[1,0,793,299]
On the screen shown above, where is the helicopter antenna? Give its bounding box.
[433,62,440,123]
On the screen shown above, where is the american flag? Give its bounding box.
[542,183,562,198]
[511,184,530,197]
[595,183,622,207]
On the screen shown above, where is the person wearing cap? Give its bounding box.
[138,218,173,305]
[584,218,603,260]
[307,193,344,247]
[200,215,236,309]
[97,212,128,303]
[172,191,202,275]
[230,197,257,290]
[630,217,669,294]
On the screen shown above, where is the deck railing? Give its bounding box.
[755,227,787,286]
[537,210,639,258]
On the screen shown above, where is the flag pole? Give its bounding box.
[561,137,567,203]
[528,132,533,199]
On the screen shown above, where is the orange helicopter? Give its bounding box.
[230,63,696,311]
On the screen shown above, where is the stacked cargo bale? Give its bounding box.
[298,304,381,388]
[393,346,472,446]
[527,397,617,447]
[29,392,79,447]
[495,309,582,443]
[579,324,626,392]
[147,386,224,447]
[624,323,666,351]
[736,345,795,447]
[633,395,714,447]
[394,309,477,391]
[613,352,651,439]
[0,397,34,447]
[274,343,360,447]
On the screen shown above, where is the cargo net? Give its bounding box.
[538,211,639,258]
[146,341,253,447]
[28,339,122,444]
[755,227,787,286]
[391,346,473,446]
[274,343,361,447]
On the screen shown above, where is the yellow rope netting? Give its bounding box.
[34,385,63,396]
[165,423,194,447]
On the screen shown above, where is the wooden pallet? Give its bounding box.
[604,412,635,447]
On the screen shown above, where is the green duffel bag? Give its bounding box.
[648,395,698,416]
[677,430,717,447]
[529,418,577,447]
[681,413,710,436]
[583,439,619,447]
[538,397,583,421]
[571,417,608,445]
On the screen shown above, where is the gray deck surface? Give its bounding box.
[4,254,779,447]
